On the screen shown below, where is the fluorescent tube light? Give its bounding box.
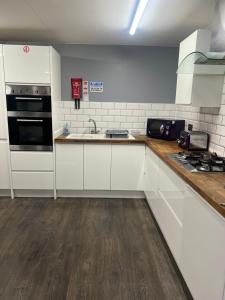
[129,0,149,35]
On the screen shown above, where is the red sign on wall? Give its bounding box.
[23,45,30,54]
[71,78,82,99]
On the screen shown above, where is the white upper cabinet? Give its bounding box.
[175,29,223,107]
[111,144,145,191]
[84,144,111,190]
[3,45,50,84]
[180,187,225,300]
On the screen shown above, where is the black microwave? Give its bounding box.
[146,119,185,141]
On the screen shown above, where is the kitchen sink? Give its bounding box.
[66,133,135,140]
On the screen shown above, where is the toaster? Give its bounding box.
[177,131,210,151]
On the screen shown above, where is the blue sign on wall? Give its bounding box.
[90,81,104,93]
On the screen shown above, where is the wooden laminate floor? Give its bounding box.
[0,198,190,300]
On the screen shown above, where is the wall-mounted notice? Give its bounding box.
[90,81,104,93]
[82,80,89,101]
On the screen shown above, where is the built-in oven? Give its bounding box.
[8,113,53,151]
[6,85,51,113]
[6,84,53,151]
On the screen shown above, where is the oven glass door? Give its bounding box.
[8,117,53,151]
[6,95,52,112]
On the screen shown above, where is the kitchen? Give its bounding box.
[0,0,225,299]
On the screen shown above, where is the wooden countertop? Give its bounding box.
[55,134,225,218]
[55,135,145,144]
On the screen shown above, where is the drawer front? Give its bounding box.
[149,193,182,264]
[11,152,54,171]
[12,172,54,190]
[158,159,185,224]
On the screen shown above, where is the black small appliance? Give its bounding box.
[146,119,185,141]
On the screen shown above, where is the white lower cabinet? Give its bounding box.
[56,144,84,190]
[144,147,225,300]
[0,141,10,189]
[12,172,53,190]
[11,152,53,171]
[84,144,111,190]
[111,144,145,191]
[180,187,225,300]
[144,148,184,264]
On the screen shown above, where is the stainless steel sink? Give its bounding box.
[66,133,135,140]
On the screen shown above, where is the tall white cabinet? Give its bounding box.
[0,45,10,191]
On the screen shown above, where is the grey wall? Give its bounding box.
[54,45,179,103]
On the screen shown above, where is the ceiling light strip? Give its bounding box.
[129,0,149,35]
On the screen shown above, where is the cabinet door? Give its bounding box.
[180,187,225,300]
[0,141,10,189]
[111,144,145,191]
[84,144,111,190]
[0,93,7,140]
[3,45,50,84]
[56,144,83,190]
[144,147,160,199]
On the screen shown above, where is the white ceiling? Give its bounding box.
[0,0,216,46]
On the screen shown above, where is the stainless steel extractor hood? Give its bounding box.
[177,51,225,75]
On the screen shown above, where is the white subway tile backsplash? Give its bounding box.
[89,102,102,109]
[126,103,139,109]
[59,96,225,155]
[108,109,120,116]
[102,102,114,109]
[115,103,127,109]
[102,116,114,122]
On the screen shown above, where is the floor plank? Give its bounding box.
[0,198,190,300]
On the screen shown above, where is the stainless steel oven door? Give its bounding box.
[6,85,51,113]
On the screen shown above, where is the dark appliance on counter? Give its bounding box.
[171,151,225,173]
[146,119,185,141]
[177,130,209,151]
[6,85,53,151]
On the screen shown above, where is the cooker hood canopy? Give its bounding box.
[177,52,225,75]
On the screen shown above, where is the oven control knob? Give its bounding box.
[166,131,169,135]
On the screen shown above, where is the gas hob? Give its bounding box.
[171,151,225,173]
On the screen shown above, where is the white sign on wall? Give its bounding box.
[90,81,104,93]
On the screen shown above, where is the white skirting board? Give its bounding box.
[13,190,54,198]
[57,190,145,199]
[9,190,145,199]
